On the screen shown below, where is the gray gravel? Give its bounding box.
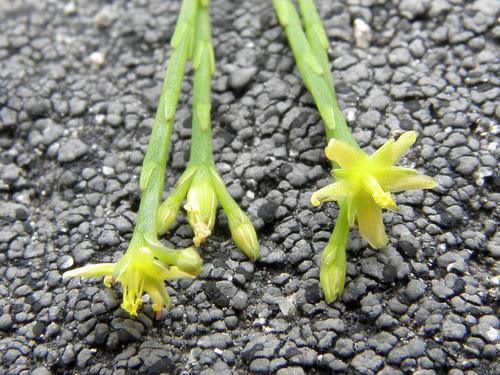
[1,0,499,374]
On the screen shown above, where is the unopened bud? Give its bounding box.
[174,247,203,276]
[157,166,196,235]
[228,212,259,260]
[157,198,181,235]
[320,241,346,303]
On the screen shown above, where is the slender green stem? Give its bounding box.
[273,0,358,150]
[323,206,349,265]
[298,0,332,88]
[189,4,215,166]
[273,0,337,134]
[299,0,358,150]
[132,0,199,247]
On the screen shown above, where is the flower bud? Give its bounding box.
[184,166,217,246]
[157,166,196,235]
[320,241,346,303]
[157,198,182,235]
[174,247,203,276]
[320,262,346,303]
[228,211,259,260]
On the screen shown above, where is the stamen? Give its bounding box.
[372,191,396,209]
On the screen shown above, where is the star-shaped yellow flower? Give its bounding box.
[63,246,200,318]
[311,131,437,248]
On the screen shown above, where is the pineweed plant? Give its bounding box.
[64,0,258,318]
[272,0,437,302]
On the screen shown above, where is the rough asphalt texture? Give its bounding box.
[0,0,499,374]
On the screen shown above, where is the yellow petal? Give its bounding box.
[382,174,438,192]
[144,277,171,312]
[341,195,357,227]
[118,265,145,316]
[371,131,416,166]
[357,194,388,249]
[161,266,196,280]
[385,166,417,175]
[63,263,115,279]
[325,138,366,169]
[134,258,173,280]
[311,181,350,206]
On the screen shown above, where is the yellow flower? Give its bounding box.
[63,247,197,318]
[311,131,437,248]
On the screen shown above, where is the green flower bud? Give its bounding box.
[228,211,259,260]
[320,230,347,303]
[174,247,203,276]
[157,165,197,235]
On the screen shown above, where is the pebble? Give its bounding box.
[276,367,306,375]
[334,338,354,358]
[0,314,14,330]
[399,0,430,20]
[442,317,468,341]
[0,0,497,373]
[229,67,257,91]
[405,280,427,301]
[57,139,88,162]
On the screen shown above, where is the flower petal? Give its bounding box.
[343,195,357,227]
[134,257,174,280]
[371,131,416,166]
[163,265,196,280]
[311,181,350,207]
[382,174,438,192]
[379,166,417,177]
[144,277,171,313]
[325,138,366,169]
[63,263,115,279]
[357,194,388,249]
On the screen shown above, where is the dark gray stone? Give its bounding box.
[405,280,427,301]
[229,67,257,91]
[57,139,88,162]
[334,338,354,358]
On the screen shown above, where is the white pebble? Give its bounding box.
[89,51,106,68]
[102,166,114,176]
[353,18,372,49]
[64,2,77,15]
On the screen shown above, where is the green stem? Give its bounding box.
[273,0,358,150]
[132,0,199,248]
[295,0,354,236]
[297,0,332,88]
[323,205,349,266]
[189,3,215,166]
